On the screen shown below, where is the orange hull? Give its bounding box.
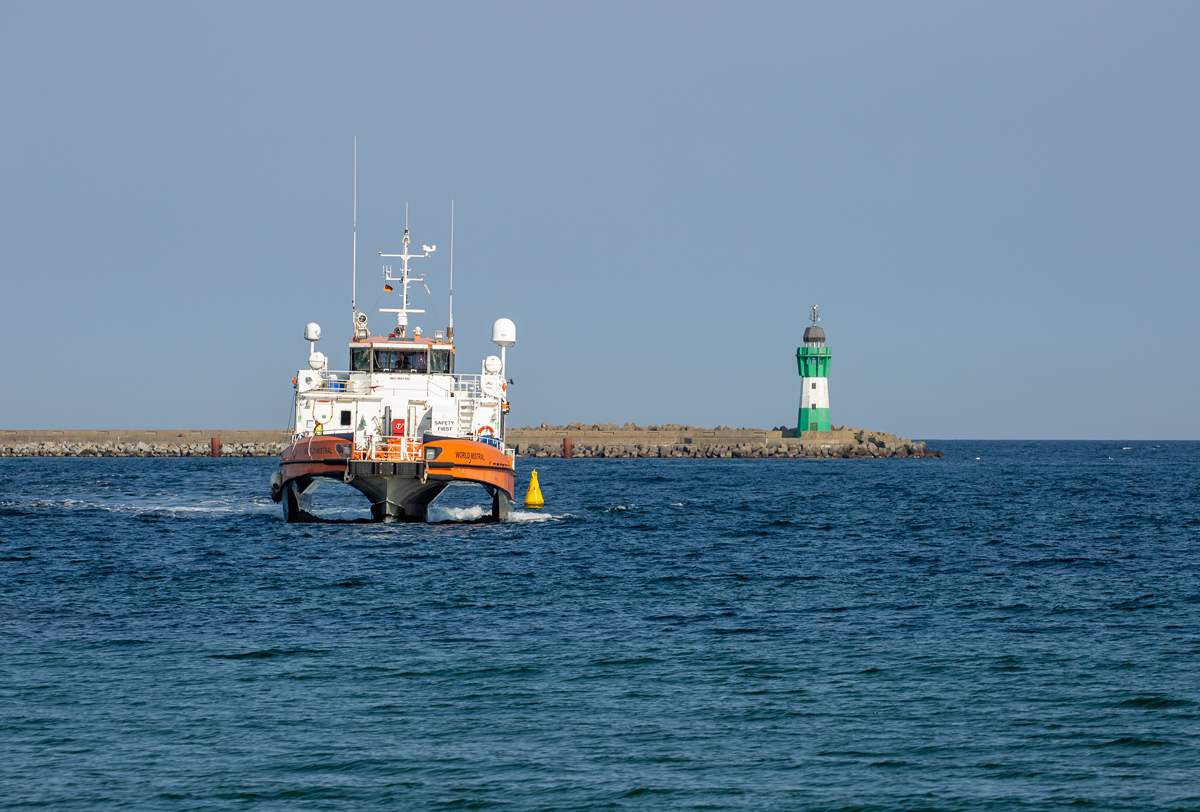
[280,435,353,481]
[422,437,516,496]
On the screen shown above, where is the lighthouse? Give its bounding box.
[796,305,832,433]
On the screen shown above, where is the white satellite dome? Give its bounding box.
[304,322,321,342]
[491,318,516,347]
[483,355,503,374]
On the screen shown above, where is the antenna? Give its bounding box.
[448,199,454,341]
[379,215,434,339]
[352,137,357,314]
[810,305,820,327]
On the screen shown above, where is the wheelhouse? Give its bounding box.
[349,341,455,375]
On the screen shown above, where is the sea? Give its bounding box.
[1,441,1198,811]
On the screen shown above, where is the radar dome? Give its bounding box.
[483,355,502,374]
[491,318,516,347]
[304,322,321,342]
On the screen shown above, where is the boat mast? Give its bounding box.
[351,138,357,316]
[448,199,454,342]
[379,207,435,339]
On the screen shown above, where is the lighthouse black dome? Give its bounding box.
[803,326,825,344]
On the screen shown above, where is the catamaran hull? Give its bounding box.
[274,435,515,523]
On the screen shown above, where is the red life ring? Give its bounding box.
[476,425,494,437]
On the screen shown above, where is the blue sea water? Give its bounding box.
[1,441,1198,810]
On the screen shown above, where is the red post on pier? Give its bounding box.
[562,436,573,458]
[210,437,222,457]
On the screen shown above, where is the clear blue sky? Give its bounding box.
[2,2,1197,439]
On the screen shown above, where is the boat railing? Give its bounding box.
[298,372,371,395]
[354,437,423,462]
[452,374,482,398]
[304,372,480,398]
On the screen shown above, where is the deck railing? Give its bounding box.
[302,371,485,399]
[452,374,483,398]
[353,437,423,462]
[307,375,369,395]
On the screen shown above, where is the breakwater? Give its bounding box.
[0,426,942,458]
[0,430,287,458]
[507,424,943,458]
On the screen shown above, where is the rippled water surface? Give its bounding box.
[2,442,1199,810]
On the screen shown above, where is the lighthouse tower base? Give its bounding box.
[798,406,831,433]
[797,370,831,433]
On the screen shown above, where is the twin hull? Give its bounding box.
[276,435,516,522]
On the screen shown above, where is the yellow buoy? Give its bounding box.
[524,469,545,508]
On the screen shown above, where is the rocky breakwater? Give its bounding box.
[1,441,286,457]
[507,423,943,459]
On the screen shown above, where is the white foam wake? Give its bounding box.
[427,505,487,522]
[4,496,277,517]
[426,505,567,523]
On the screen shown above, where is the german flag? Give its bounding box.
[384,284,393,291]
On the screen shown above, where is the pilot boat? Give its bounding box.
[270,219,517,522]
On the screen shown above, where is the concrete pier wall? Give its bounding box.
[1,430,289,444]
[506,424,941,458]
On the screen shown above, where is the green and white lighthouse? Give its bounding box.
[796,305,832,433]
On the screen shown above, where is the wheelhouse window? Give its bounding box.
[399,350,427,372]
[430,349,453,374]
[351,348,371,371]
[373,349,400,372]
[373,348,427,373]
